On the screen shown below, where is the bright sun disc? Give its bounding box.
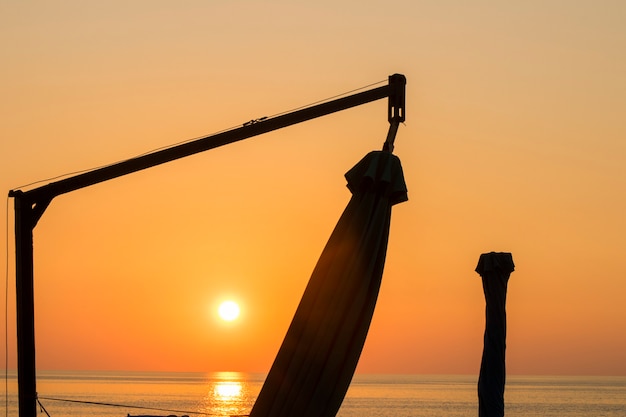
[218,301,240,321]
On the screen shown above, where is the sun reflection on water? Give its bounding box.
[214,380,242,399]
[203,372,254,417]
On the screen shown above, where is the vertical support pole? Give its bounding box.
[12,191,38,417]
[475,252,514,417]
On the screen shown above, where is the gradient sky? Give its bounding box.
[1,1,625,376]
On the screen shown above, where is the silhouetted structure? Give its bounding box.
[249,150,407,417]
[9,74,406,417]
[475,252,515,417]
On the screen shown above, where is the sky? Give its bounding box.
[1,1,625,377]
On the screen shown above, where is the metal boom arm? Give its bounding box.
[8,73,405,417]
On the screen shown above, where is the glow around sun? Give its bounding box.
[218,300,240,322]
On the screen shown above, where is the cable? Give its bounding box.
[11,78,388,193]
[265,79,387,119]
[37,395,249,417]
[36,399,52,417]
[9,121,244,193]
[4,196,9,417]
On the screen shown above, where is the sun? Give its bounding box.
[218,300,240,322]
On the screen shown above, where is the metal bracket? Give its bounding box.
[383,74,406,152]
[387,73,406,124]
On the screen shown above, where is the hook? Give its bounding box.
[382,121,400,153]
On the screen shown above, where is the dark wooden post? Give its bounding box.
[475,252,515,417]
[12,192,38,417]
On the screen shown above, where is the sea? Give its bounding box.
[3,371,625,417]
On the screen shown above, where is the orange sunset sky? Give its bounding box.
[1,1,625,377]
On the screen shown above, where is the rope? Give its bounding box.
[36,398,52,417]
[10,78,388,193]
[37,395,249,417]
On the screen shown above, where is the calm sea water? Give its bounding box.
[3,371,625,417]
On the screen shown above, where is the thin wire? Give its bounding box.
[36,399,52,417]
[10,123,244,193]
[15,167,103,192]
[37,395,248,417]
[11,78,388,193]
[266,79,387,119]
[4,197,9,417]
